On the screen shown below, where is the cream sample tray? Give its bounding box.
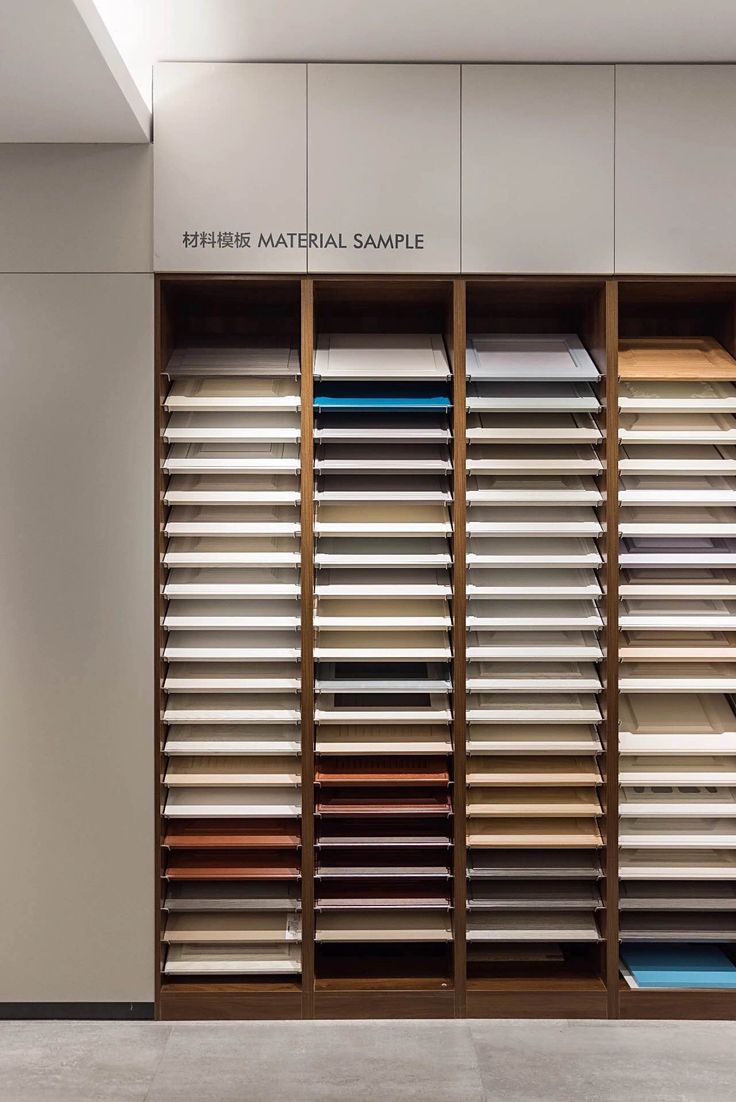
[619,411,736,443]
[467,601,602,630]
[619,507,736,537]
[619,631,733,662]
[618,695,736,754]
[163,537,301,568]
[315,725,452,755]
[619,537,736,567]
[164,412,301,443]
[467,787,601,816]
[467,381,599,411]
[467,506,601,538]
[619,786,736,817]
[466,412,600,443]
[164,442,301,473]
[619,599,736,630]
[468,538,601,568]
[165,376,301,411]
[165,343,299,378]
[467,475,601,505]
[619,819,736,847]
[468,662,600,693]
[316,537,451,568]
[163,698,300,726]
[164,756,301,785]
[618,380,736,412]
[467,694,601,724]
[619,444,736,475]
[619,569,736,599]
[315,912,452,942]
[164,883,301,911]
[164,913,301,943]
[314,414,449,442]
[165,505,300,537]
[619,914,736,940]
[316,568,451,597]
[314,632,451,661]
[315,443,451,472]
[619,755,736,785]
[163,601,300,630]
[315,501,451,535]
[164,662,301,692]
[619,665,736,693]
[165,475,300,506]
[619,850,736,879]
[164,944,302,975]
[164,630,300,662]
[314,598,451,629]
[467,818,602,847]
[467,756,600,786]
[165,725,301,755]
[467,725,601,755]
[165,787,302,817]
[466,912,600,942]
[316,474,451,502]
[468,570,601,599]
[467,444,602,474]
[164,568,300,600]
[619,475,736,506]
[467,631,603,661]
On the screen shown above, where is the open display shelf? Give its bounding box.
[156,276,736,1021]
[462,282,610,1019]
[616,281,736,1020]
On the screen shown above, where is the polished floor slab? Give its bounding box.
[0,1018,734,1102]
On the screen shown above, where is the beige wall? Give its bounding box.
[0,144,151,273]
[0,144,154,1003]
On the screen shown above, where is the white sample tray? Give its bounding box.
[466,333,598,382]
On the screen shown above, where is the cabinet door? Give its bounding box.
[616,65,736,273]
[307,64,460,272]
[154,63,307,272]
[462,65,614,273]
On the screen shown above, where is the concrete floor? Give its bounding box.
[0,1019,734,1102]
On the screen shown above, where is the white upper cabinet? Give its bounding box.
[616,66,736,274]
[154,64,307,272]
[307,64,461,273]
[462,65,614,273]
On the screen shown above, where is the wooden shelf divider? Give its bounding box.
[300,277,316,1019]
[604,278,620,1019]
[451,278,468,1017]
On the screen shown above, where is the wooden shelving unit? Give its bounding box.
[155,275,736,1020]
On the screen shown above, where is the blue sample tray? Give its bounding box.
[621,944,736,989]
[314,383,451,410]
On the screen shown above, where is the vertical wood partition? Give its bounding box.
[451,280,468,1016]
[154,277,167,1017]
[300,278,316,1018]
[603,280,620,1017]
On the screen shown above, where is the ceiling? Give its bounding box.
[0,0,149,142]
[154,0,736,63]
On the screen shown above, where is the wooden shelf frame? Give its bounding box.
[154,274,736,1021]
